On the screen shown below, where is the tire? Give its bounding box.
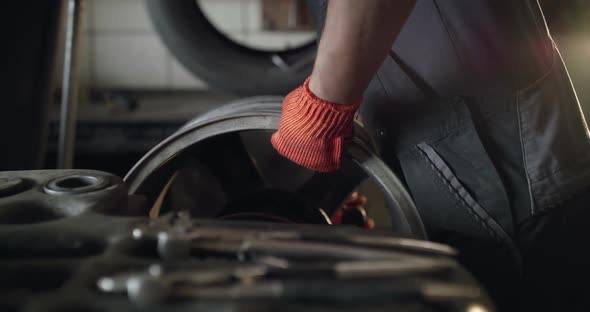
[145,0,316,96]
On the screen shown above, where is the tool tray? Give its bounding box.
[0,170,494,312]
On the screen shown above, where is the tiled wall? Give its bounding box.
[76,0,206,90]
[58,0,315,91]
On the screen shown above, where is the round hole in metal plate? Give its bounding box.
[45,175,109,195]
[56,176,96,189]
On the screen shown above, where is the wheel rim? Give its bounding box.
[125,97,426,239]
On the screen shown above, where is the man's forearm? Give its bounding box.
[309,0,416,105]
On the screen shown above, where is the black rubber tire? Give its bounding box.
[145,0,316,96]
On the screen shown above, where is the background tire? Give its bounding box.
[145,0,316,96]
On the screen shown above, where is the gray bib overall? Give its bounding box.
[310,1,590,309]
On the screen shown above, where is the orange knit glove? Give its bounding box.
[271,78,361,172]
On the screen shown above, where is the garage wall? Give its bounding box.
[77,0,206,90]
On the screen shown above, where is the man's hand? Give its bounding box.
[271,1,415,172]
[271,78,360,172]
